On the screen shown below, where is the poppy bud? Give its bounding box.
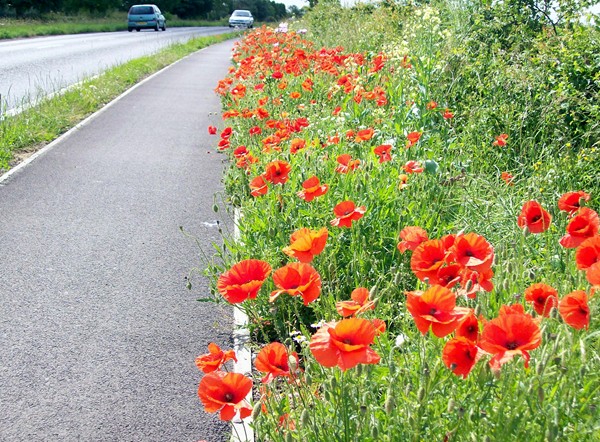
[474,304,481,316]
[288,355,298,372]
[385,393,395,414]
[212,204,219,213]
[417,387,425,402]
[501,278,510,292]
[405,383,412,395]
[580,365,586,378]
[579,196,587,208]
[369,285,378,298]
[394,271,402,286]
[285,432,294,442]
[579,338,586,362]
[447,398,455,413]
[301,409,310,426]
[537,386,544,404]
[522,226,530,237]
[330,376,337,390]
[251,401,262,420]
[324,390,331,401]
[371,424,379,439]
[465,279,473,292]
[305,373,312,385]
[507,260,514,273]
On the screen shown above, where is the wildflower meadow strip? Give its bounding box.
[193,6,599,441]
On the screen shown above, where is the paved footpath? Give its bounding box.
[0,39,236,441]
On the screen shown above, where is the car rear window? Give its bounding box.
[130,6,154,14]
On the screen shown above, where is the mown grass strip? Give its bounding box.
[0,31,237,173]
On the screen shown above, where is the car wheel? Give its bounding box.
[128,28,132,32]
[162,24,166,31]
[154,23,160,31]
[136,28,140,32]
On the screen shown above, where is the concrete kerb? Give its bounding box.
[231,208,254,442]
[0,42,218,186]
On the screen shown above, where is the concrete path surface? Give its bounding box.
[0,39,236,441]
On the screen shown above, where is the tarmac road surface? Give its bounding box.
[0,27,231,113]
[0,39,236,441]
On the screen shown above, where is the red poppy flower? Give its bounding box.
[558,290,590,330]
[455,310,480,342]
[217,259,272,303]
[448,232,494,273]
[335,154,360,173]
[517,200,552,234]
[263,160,291,185]
[289,138,306,154]
[403,160,424,174]
[492,133,508,147]
[230,83,247,100]
[575,236,600,270]
[501,172,514,186]
[372,318,386,335]
[195,343,237,373]
[289,91,301,99]
[559,208,599,248]
[426,101,438,110]
[237,154,258,170]
[442,337,481,379]
[355,128,374,142]
[297,176,328,202]
[373,144,392,163]
[405,285,466,337]
[335,287,375,317]
[220,127,233,139]
[524,283,558,317]
[330,201,366,228]
[270,262,322,305]
[255,342,299,384]
[397,226,429,253]
[406,131,422,148]
[410,239,447,282]
[442,109,454,119]
[302,77,314,91]
[208,125,218,135]
[586,262,600,286]
[272,71,283,79]
[198,371,252,421]
[249,175,268,197]
[558,191,590,215]
[479,309,542,369]
[282,227,328,263]
[398,173,409,190]
[249,126,262,136]
[309,318,381,371]
[432,263,463,289]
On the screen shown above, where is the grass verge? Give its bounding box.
[0,31,237,174]
[0,17,226,39]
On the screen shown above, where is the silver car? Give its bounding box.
[228,10,254,28]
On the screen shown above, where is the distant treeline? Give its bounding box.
[0,0,290,20]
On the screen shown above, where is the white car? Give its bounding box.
[229,10,254,28]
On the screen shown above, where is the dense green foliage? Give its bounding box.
[199,0,599,440]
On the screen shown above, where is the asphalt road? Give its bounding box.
[0,27,231,112]
[0,39,236,441]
